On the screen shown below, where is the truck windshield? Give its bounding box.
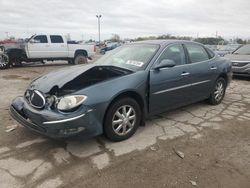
[27,35,35,43]
[96,44,159,71]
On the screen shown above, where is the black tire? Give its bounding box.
[104,98,141,142]
[11,60,23,67]
[73,54,87,64]
[208,77,226,105]
[0,54,10,69]
[0,46,5,52]
[68,59,74,65]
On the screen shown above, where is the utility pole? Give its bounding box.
[96,15,102,44]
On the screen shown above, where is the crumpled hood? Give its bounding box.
[30,64,95,92]
[29,64,132,96]
[225,54,250,62]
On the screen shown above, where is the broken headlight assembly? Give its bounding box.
[57,95,87,112]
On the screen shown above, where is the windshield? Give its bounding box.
[27,35,35,43]
[233,45,250,55]
[95,44,159,71]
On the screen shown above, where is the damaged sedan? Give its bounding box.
[10,40,232,141]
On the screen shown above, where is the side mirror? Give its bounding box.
[29,39,35,44]
[154,59,176,70]
[29,39,39,44]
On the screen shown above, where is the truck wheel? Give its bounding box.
[11,58,23,67]
[0,46,5,52]
[68,59,74,65]
[0,54,10,69]
[74,55,87,64]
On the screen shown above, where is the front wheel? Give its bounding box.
[68,59,74,65]
[208,77,226,105]
[74,55,87,64]
[0,54,10,69]
[104,98,141,142]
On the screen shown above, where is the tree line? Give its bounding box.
[109,33,250,45]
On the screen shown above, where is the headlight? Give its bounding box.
[57,95,87,112]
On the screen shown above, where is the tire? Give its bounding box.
[11,59,23,67]
[68,59,74,65]
[73,54,87,64]
[0,54,10,69]
[104,98,141,142]
[0,46,5,52]
[208,77,226,105]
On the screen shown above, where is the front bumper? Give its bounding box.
[10,97,103,139]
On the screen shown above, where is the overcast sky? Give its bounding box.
[0,0,250,40]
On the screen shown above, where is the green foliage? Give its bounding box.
[134,34,192,41]
[109,34,121,42]
[235,38,250,44]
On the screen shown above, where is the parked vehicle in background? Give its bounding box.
[100,42,121,54]
[205,45,218,51]
[10,40,232,141]
[215,44,242,57]
[225,44,250,76]
[205,44,241,57]
[0,39,21,51]
[0,34,96,69]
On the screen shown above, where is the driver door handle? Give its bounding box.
[210,66,217,70]
[181,72,190,76]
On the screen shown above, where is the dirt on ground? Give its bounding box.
[80,121,250,188]
[0,61,250,188]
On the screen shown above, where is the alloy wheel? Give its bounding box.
[214,81,224,102]
[112,105,136,136]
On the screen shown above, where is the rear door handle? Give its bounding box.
[181,72,190,76]
[210,66,217,70]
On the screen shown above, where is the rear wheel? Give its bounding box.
[11,59,23,67]
[74,54,87,64]
[0,54,10,69]
[104,98,141,142]
[208,77,226,105]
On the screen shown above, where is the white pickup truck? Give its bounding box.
[0,34,96,69]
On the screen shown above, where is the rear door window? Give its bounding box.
[185,44,209,63]
[50,35,64,43]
